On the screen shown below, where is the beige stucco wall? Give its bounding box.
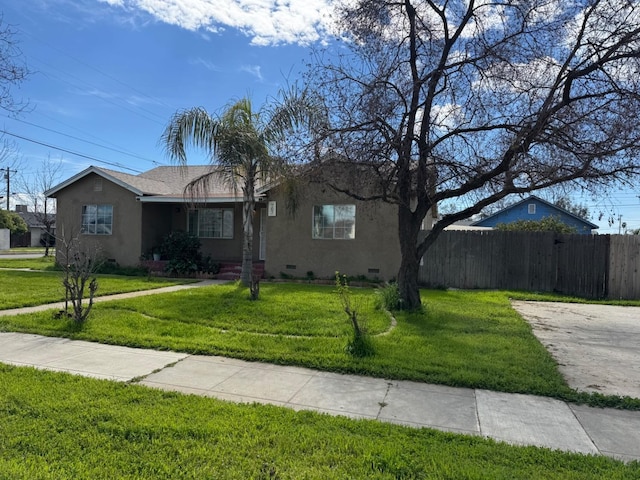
[264,182,401,281]
[54,173,143,266]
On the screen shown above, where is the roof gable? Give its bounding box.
[471,195,599,230]
[45,165,238,200]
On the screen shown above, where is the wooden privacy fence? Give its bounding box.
[418,231,640,299]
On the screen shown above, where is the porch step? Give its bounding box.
[214,262,265,281]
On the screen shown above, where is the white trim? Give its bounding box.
[137,196,243,203]
[45,166,145,197]
[259,208,266,261]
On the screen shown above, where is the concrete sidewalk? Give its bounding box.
[1,331,639,462]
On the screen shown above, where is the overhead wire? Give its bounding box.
[3,115,162,165]
[0,129,143,173]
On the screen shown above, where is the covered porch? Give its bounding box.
[138,196,267,275]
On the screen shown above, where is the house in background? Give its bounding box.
[11,205,56,248]
[46,165,417,280]
[471,195,598,234]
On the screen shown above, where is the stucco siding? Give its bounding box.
[264,183,400,280]
[55,173,143,266]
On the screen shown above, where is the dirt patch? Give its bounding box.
[511,301,640,399]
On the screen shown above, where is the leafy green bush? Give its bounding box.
[0,210,27,234]
[96,262,150,277]
[161,231,201,276]
[376,282,400,311]
[495,216,578,234]
[199,255,220,275]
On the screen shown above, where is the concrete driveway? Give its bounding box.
[512,301,640,399]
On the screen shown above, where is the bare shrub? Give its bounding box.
[58,234,103,324]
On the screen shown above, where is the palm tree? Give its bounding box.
[161,94,320,285]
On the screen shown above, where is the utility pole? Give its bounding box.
[618,214,623,235]
[3,167,17,210]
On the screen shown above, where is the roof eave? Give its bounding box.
[44,166,146,197]
[137,196,245,204]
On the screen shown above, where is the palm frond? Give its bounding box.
[160,107,219,165]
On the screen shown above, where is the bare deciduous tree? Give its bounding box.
[17,155,62,255]
[58,232,102,324]
[0,14,28,114]
[305,0,640,309]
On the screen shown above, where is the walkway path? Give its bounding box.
[1,329,639,462]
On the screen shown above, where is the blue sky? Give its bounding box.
[0,0,638,232]
[1,0,324,176]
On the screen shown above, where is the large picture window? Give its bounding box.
[188,208,234,239]
[312,205,356,239]
[81,204,113,235]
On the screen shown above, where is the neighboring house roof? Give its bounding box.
[16,211,56,229]
[471,195,599,231]
[45,165,243,203]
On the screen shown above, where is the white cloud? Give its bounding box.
[189,57,222,71]
[105,0,338,46]
[240,64,263,81]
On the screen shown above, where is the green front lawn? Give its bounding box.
[0,283,571,399]
[0,270,188,309]
[1,365,636,479]
[0,255,57,270]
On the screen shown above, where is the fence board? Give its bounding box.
[419,231,638,299]
[609,235,640,299]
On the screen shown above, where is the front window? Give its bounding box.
[81,204,113,235]
[313,205,356,239]
[188,208,234,239]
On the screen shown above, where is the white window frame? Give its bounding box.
[188,208,234,239]
[81,204,113,235]
[528,203,536,214]
[312,204,356,240]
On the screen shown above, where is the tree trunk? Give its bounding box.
[240,192,254,286]
[397,247,421,310]
[397,205,423,310]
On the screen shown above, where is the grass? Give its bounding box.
[0,364,637,479]
[0,283,571,397]
[1,280,637,408]
[0,247,50,254]
[0,270,188,309]
[508,290,640,307]
[0,255,57,270]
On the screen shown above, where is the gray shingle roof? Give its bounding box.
[46,165,242,199]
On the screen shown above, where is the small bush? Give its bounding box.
[376,282,400,311]
[199,255,220,275]
[495,215,578,234]
[346,331,375,357]
[335,271,374,357]
[161,231,201,276]
[96,262,149,277]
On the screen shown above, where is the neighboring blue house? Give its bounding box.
[471,195,598,234]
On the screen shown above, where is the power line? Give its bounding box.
[3,115,162,165]
[31,63,167,126]
[0,129,142,173]
[18,27,178,113]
